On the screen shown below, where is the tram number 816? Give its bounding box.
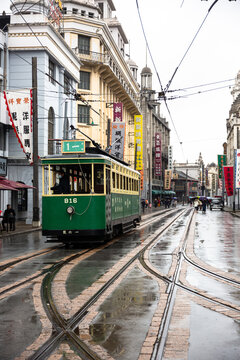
[64,198,78,204]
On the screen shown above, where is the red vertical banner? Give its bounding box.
[223,166,233,196]
[113,103,123,122]
[155,133,162,176]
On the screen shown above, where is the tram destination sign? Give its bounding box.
[62,140,85,154]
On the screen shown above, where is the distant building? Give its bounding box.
[140,66,170,203]
[205,162,218,197]
[226,70,240,166]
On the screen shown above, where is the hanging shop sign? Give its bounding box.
[223,166,233,196]
[4,90,33,163]
[164,169,172,190]
[47,0,63,26]
[155,133,162,176]
[0,157,7,176]
[111,122,125,160]
[205,169,209,186]
[113,103,123,122]
[218,154,226,179]
[140,168,144,191]
[235,149,240,189]
[134,115,143,171]
[168,145,173,170]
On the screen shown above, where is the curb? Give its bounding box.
[0,227,42,238]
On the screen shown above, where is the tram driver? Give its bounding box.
[51,170,70,194]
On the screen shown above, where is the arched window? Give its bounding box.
[48,107,55,154]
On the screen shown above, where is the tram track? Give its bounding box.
[29,208,187,360]
[0,245,64,272]
[138,209,240,360]
[0,208,175,300]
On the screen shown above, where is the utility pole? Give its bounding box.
[32,57,40,227]
[202,164,205,196]
[185,169,188,203]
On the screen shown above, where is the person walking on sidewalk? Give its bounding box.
[2,204,16,231]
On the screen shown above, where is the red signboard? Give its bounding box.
[113,103,123,122]
[155,133,162,176]
[223,166,233,196]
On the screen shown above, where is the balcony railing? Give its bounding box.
[73,48,107,63]
[73,48,140,111]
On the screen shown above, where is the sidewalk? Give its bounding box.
[223,205,240,218]
[0,220,41,238]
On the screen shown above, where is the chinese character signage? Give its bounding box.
[235,149,240,189]
[140,169,144,190]
[205,169,209,186]
[4,90,33,163]
[134,115,143,171]
[155,133,162,176]
[223,166,233,196]
[0,157,7,176]
[168,145,173,170]
[113,103,123,122]
[47,0,63,26]
[111,122,125,160]
[218,154,226,179]
[164,170,172,190]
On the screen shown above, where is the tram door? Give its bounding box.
[105,167,112,233]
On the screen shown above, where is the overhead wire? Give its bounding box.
[165,0,220,92]
[166,83,234,101]
[9,0,77,96]
[136,0,184,158]
[8,0,107,125]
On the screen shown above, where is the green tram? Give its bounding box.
[41,148,141,243]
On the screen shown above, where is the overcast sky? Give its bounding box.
[1,0,240,165]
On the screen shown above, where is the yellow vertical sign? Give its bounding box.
[134,115,143,170]
[164,170,172,190]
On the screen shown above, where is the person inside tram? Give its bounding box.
[51,170,70,194]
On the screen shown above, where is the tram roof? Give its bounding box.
[41,150,140,175]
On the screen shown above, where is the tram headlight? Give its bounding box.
[66,206,75,215]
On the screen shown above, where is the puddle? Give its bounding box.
[189,302,240,359]
[186,267,240,306]
[89,267,159,360]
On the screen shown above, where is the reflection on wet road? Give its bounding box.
[90,267,159,360]
[194,211,240,276]
[0,285,42,360]
[189,302,240,360]
[186,267,240,306]
[149,211,191,275]
[0,232,57,262]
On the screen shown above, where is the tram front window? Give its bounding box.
[44,164,93,195]
[51,170,70,194]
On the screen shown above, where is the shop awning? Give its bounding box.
[152,190,176,195]
[0,183,18,191]
[0,177,34,190]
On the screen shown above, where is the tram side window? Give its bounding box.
[120,175,123,190]
[94,164,104,194]
[116,173,119,189]
[77,164,92,193]
[112,172,116,189]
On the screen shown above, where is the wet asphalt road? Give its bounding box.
[0,207,240,359]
